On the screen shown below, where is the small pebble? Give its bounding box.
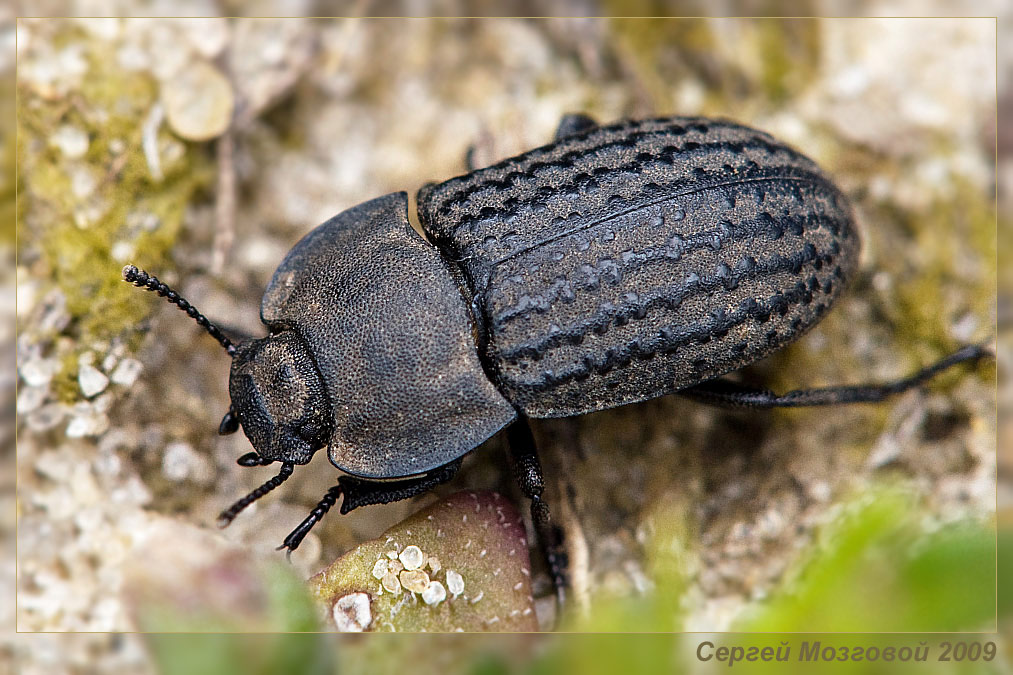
[421,580,447,606]
[101,352,118,373]
[16,386,47,414]
[20,358,59,387]
[92,392,114,415]
[36,290,70,334]
[110,358,142,386]
[161,59,234,142]
[370,558,388,580]
[110,241,134,263]
[446,570,464,597]
[78,364,109,398]
[179,18,229,59]
[50,125,89,159]
[381,571,401,594]
[399,569,430,594]
[162,441,201,482]
[399,545,424,570]
[70,166,97,199]
[333,592,371,632]
[26,403,65,432]
[66,410,109,438]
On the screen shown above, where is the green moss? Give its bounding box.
[604,16,821,115]
[51,350,80,403]
[18,30,214,377]
[0,73,14,247]
[887,177,996,357]
[755,19,821,105]
[606,16,718,113]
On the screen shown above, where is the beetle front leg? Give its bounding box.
[278,459,462,553]
[506,418,568,611]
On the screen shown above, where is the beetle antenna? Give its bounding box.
[217,462,295,528]
[122,265,237,357]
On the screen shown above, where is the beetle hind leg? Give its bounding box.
[506,418,569,611]
[680,343,992,408]
[277,459,463,553]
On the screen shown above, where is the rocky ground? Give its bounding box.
[7,5,1005,672]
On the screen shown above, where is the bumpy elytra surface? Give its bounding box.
[418,116,860,417]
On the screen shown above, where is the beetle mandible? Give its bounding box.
[124,114,989,600]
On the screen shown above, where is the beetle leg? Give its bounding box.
[506,418,569,611]
[338,459,462,513]
[464,145,480,173]
[680,343,991,408]
[278,485,343,553]
[553,113,598,141]
[277,459,463,553]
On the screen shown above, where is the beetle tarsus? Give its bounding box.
[681,343,993,408]
[279,485,344,552]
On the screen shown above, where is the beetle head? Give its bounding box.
[122,265,333,528]
[227,331,332,465]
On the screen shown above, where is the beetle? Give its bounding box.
[124,114,989,601]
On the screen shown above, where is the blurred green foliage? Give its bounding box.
[143,487,998,674]
[736,487,994,632]
[561,494,691,633]
[133,561,320,634]
[146,634,335,675]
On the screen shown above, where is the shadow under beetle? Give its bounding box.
[124,114,990,606]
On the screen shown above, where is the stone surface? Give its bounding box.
[309,491,537,632]
[77,363,109,398]
[161,60,234,141]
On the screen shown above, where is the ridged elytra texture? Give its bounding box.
[417,117,860,417]
[261,192,516,478]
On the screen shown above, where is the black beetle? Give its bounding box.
[124,114,989,601]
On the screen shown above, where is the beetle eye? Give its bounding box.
[219,410,240,435]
